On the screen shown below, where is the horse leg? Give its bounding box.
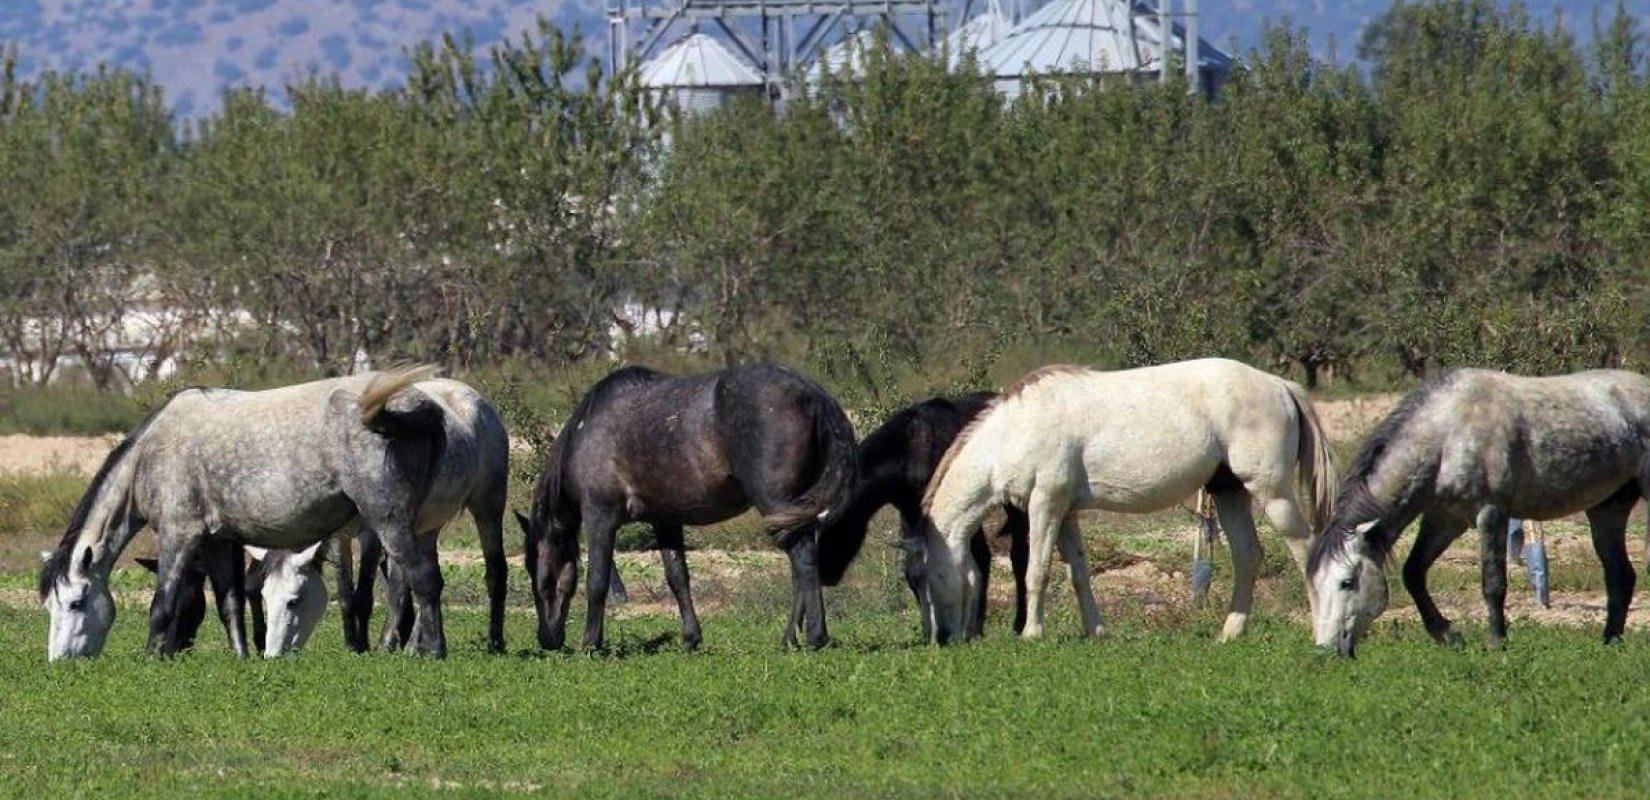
[202,539,250,658]
[1476,506,1512,649]
[655,522,702,651]
[377,540,418,651]
[1260,495,1319,620]
[582,505,622,651]
[329,529,365,653]
[1006,506,1030,635]
[146,528,201,657]
[350,529,386,653]
[783,526,829,650]
[1403,513,1468,647]
[1586,491,1637,644]
[1020,490,1067,640]
[374,524,446,658]
[1212,490,1261,642]
[470,494,510,654]
[966,530,992,638]
[1058,517,1105,637]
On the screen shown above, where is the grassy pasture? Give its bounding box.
[7,444,1650,797]
[4,596,1650,799]
[6,528,1650,799]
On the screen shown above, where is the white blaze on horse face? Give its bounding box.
[260,543,330,658]
[921,533,967,643]
[44,566,116,662]
[1312,523,1388,655]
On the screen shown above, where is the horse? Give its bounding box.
[817,392,1030,639]
[38,366,508,661]
[253,529,629,658]
[516,363,857,651]
[1308,368,1650,657]
[921,358,1338,644]
[240,378,510,658]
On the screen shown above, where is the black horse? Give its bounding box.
[517,363,857,651]
[818,393,1029,638]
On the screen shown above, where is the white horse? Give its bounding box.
[920,358,1338,643]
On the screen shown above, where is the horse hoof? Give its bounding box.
[1604,634,1625,646]
[1486,637,1506,651]
[1442,631,1465,649]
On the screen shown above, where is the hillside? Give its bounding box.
[0,1,1619,117]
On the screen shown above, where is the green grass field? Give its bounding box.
[6,463,1650,797]
[5,565,1650,799]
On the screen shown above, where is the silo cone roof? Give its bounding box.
[945,9,1012,68]
[980,0,1229,78]
[639,33,764,88]
[810,29,903,80]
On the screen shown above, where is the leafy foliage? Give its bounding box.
[0,3,1648,397]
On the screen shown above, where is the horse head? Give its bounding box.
[248,541,330,657]
[1309,520,1390,657]
[41,546,116,661]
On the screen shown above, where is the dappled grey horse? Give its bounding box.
[245,376,510,657]
[1310,368,1650,656]
[518,363,857,651]
[38,366,505,660]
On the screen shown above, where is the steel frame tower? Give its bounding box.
[609,0,948,94]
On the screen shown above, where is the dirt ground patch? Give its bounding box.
[0,433,122,475]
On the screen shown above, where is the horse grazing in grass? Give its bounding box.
[1309,368,1650,657]
[922,359,1338,644]
[518,363,856,651]
[817,392,1029,639]
[242,377,509,658]
[38,366,508,661]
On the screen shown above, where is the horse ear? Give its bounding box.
[40,550,52,564]
[244,545,270,562]
[1353,520,1379,538]
[514,511,532,535]
[135,557,159,574]
[292,540,326,569]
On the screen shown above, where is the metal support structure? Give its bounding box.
[609,0,946,97]
[1184,0,1199,94]
[1158,0,1170,84]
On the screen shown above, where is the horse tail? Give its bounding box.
[358,364,444,436]
[773,390,860,580]
[1283,380,1339,534]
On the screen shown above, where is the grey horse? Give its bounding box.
[1309,368,1650,656]
[38,365,506,660]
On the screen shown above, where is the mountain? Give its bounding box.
[0,0,1630,117]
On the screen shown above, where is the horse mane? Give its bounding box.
[1307,370,1459,571]
[530,366,664,538]
[922,367,1085,514]
[38,391,185,598]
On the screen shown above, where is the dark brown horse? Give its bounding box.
[517,363,857,651]
[817,393,1029,638]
